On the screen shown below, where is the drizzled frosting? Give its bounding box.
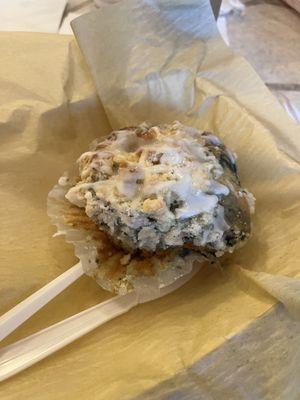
[65,121,252,254]
[67,122,229,218]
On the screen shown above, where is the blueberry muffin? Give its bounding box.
[49,121,254,293]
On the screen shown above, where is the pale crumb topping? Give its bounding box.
[65,121,254,255]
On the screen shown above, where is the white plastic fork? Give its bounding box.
[0,262,84,342]
[0,266,198,381]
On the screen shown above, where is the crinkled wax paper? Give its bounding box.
[72,0,300,312]
[1,0,300,398]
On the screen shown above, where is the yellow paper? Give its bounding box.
[71,0,300,306]
[1,0,300,398]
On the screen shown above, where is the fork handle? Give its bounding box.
[0,265,199,381]
[0,262,83,342]
[0,291,138,382]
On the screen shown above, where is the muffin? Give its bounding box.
[48,121,254,294]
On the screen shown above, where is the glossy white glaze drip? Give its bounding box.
[67,122,230,220]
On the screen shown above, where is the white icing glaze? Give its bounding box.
[116,167,144,198]
[67,123,230,220]
[61,122,255,255]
